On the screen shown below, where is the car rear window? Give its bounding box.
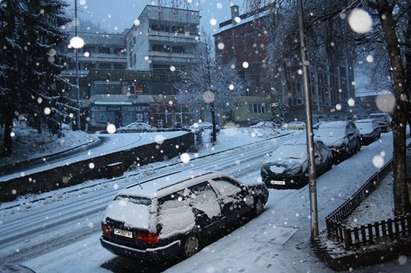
[114,195,152,206]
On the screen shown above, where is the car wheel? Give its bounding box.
[181,234,200,258]
[253,198,264,216]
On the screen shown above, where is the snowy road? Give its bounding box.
[3,133,410,273]
[0,131,298,265]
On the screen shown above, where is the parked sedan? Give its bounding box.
[369,113,391,132]
[261,138,333,189]
[314,120,361,161]
[100,170,268,261]
[117,122,154,133]
[355,119,381,145]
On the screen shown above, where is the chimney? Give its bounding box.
[231,5,239,24]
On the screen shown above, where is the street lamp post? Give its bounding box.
[297,0,319,240]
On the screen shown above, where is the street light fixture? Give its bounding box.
[297,0,319,240]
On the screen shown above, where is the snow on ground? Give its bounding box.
[0,127,97,168]
[346,173,394,226]
[198,127,288,156]
[0,131,187,182]
[21,132,411,273]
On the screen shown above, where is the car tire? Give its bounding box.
[253,198,264,216]
[181,234,200,258]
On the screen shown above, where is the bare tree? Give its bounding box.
[175,37,246,125]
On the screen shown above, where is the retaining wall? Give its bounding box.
[0,132,193,202]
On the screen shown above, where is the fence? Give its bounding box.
[324,159,411,249]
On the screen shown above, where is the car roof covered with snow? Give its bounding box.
[317,120,349,129]
[119,170,232,199]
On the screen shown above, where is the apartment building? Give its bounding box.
[214,5,356,123]
[126,5,201,94]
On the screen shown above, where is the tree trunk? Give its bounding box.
[378,5,409,215]
[406,6,411,131]
[2,110,13,156]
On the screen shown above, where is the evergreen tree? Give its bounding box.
[0,0,70,155]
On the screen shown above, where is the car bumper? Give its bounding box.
[100,237,181,260]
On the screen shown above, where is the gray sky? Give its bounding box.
[66,0,244,35]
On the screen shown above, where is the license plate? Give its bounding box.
[114,229,133,238]
[271,180,286,185]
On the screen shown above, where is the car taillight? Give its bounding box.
[137,231,159,245]
[102,223,112,238]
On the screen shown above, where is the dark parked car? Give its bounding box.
[261,138,333,189]
[314,120,361,161]
[369,113,391,132]
[355,119,381,145]
[100,170,268,261]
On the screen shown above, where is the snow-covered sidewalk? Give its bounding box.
[346,173,394,227]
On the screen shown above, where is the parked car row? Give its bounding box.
[101,170,268,261]
[261,115,389,190]
[261,120,362,189]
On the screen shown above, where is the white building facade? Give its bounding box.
[126,5,201,75]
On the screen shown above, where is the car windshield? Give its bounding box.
[315,127,346,139]
[271,145,306,161]
[355,121,374,133]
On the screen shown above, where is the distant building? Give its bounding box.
[214,5,356,123]
[126,5,201,95]
[61,5,202,130]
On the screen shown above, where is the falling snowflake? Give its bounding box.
[69,36,85,49]
[348,8,373,34]
[242,61,249,69]
[209,18,217,26]
[106,123,116,134]
[347,98,355,107]
[217,42,225,50]
[375,91,396,113]
[88,162,95,169]
[170,65,176,72]
[366,55,374,63]
[180,153,191,164]
[154,134,166,145]
[372,155,384,169]
[44,107,51,115]
[228,84,235,90]
[335,104,342,111]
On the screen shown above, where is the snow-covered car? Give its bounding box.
[314,120,361,160]
[355,119,381,145]
[283,121,305,130]
[116,122,154,133]
[369,113,391,132]
[261,138,333,189]
[189,121,220,132]
[100,170,268,261]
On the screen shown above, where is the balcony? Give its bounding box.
[147,30,199,44]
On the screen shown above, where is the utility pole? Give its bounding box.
[205,41,217,144]
[74,0,81,130]
[297,0,319,240]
